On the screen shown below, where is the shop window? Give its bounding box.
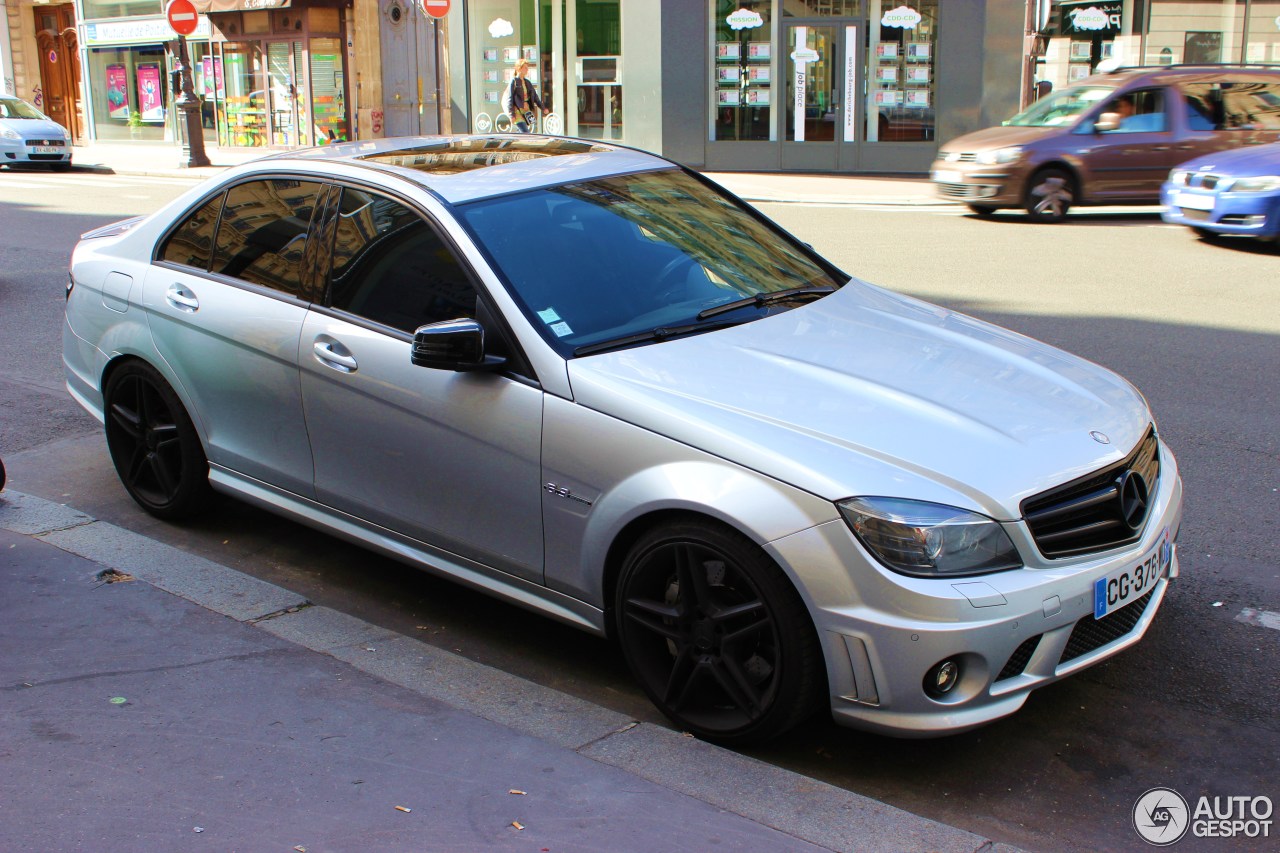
[160,193,226,271]
[711,0,773,142]
[310,38,348,143]
[211,179,325,297]
[326,188,476,334]
[219,42,266,147]
[87,45,168,142]
[866,0,937,142]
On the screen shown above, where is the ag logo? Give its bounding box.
[1134,787,1190,845]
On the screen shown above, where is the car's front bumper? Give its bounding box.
[1161,184,1280,238]
[929,158,1031,206]
[0,137,72,165]
[768,442,1183,737]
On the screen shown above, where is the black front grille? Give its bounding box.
[996,634,1042,681]
[1179,208,1211,221]
[936,182,994,200]
[1059,590,1154,663]
[1022,428,1160,559]
[27,154,65,161]
[25,139,66,147]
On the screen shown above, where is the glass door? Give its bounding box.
[267,40,307,147]
[782,23,861,171]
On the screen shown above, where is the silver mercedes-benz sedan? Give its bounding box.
[64,136,1182,743]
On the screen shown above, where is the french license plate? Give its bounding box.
[30,146,62,154]
[933,169,962,184]
[1174,191,1214,211]
[1093,528,1171,619]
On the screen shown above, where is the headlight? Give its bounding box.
[1227,175,1280,193]
[1168,169,1190,187]
[975,146,1023,165]
[0,126,21,140]
[838,497,1022,577]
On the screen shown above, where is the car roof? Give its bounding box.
[1081,64,1280,89]
[256,134,675,205]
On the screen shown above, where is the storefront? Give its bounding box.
[80,3,214,142]
[195,0,352,148]
[447,1,1024,174]
[1036,1,1280,90]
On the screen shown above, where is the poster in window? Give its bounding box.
[1069,63,1090,81]
[523,46,537,62]
[483,48,499,62]
[876,43,898,60]
[874,90,901,106]
[502,47,520,63]
[878,66,898,83]
[906,91,930,107]
[483,69,499,82]
[906,66,929,83]
[1183,32,1222,64]
[717,42,741,61]
[106,63,129,119]
[746,87,770,106]
[1069,42,1090,61]
[907,42,930,61]
[717,88,741,106]
[717,66,741,84]
[748,42,770,60]
[214,56,224,99]
[748,66,770,83]
[137,64,164,122]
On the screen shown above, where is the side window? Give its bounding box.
[210,179,325,297]
[326,187,478,334]
[159,193,224,270]
[1103,89,1166,133]
[1183,83,1220,131]
[1222,82,1280,130]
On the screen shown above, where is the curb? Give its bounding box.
[0,489,1021,853]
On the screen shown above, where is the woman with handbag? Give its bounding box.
[509,58,548,133]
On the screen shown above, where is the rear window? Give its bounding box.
[1183,81,1280,131]
[159,193,224,271]
[210,179,325,297]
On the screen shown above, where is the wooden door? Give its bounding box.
[34,4,83,141]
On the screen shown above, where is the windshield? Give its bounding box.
[0,98,46,120]
[1006,86,1114,127]
[459,169,843,356]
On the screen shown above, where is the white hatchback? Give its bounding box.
[0,96,72,170]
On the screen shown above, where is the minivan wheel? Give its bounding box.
[966,204,997,217]
[104,362,212,520]
[1025,168,1074,223]
[615,520,824,744]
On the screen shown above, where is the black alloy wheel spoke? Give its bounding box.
[718,606,771,647]
[624,597,685,643]
[148,453,177,497]
[708,656,761,716]
[151,423,180,451]
[662,646,701,710]
[673,544,712,613]
[109,400,143,441]
[124,443,150,489]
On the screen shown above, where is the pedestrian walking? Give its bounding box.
[507,58,547,133]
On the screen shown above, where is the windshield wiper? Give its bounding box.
[573,317,748,357]
[696,285,836,321]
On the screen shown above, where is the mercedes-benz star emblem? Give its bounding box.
[1117,470,1150,531]
[1090,430,1111,444]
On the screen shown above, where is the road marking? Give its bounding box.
[1235,608,1280,631]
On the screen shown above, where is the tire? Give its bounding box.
[50,162,72,172]
[1191,227,1221,242]
[103,361,212,520]
[0,455,6,492]
[966,203,997,217]
[1024,167,1075,223]
[614,519,824,744]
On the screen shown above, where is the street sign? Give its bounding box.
[165,0,199,37]
[419,0,449,19]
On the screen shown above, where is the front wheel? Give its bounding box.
[1024,168,1075,223]
[103,361,212,519]
[615,520,824,744]
[966,203,997,217]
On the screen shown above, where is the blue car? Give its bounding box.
[1162,142,1280,243]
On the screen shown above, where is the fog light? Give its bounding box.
[925,659,961,698]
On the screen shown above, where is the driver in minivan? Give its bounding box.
[1105,93,1165,132]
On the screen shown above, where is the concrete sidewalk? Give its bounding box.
[68,140,951,207]
[0,488,1017,853]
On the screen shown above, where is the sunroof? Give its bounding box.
[356,136,613,174]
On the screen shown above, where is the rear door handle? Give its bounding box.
[313,340,358,372]
[165,283,199,312]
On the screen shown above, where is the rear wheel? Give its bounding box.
[966,203,997,217]
[1024,167,1075,223]
[1191,226,1222,242]
[103,362,212,519]
[615,520,824,744]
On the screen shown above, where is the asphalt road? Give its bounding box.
[1,168,1276,853]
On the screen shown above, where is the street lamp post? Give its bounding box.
[172,34,210,168]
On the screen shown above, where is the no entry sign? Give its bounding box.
[420,0,449,19]
[166,0,200,36]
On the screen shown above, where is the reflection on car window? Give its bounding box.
[459,168,840,355]
[0,97,44,119]
[326,187,477,333]
[210,179,324,297]
[159,193,224,271]
[1006,86,1113,127]
[1183,82,1280,130]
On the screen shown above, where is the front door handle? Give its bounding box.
[313,339,358,373]
[166,283,199,312]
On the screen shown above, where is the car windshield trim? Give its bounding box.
[1005,86,1114,127]
[696,285,836,320]
[573,317,752,356]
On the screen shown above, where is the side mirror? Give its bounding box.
[1094,112,1121,132]
[411,318,506,372]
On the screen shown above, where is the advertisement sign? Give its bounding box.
[792,27,807,142]
[84,16,210,46]
[844,26,857,142]
[106,63,130,119]
[137,64,164,122]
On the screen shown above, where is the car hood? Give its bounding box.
[566,283,1150,519]
[1175,141,1280,176]
[937,124,1066,155]
[2,117,67,139]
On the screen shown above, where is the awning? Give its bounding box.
[192,0,291,13]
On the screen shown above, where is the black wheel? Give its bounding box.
[103,362,212,519]
[615,520,824,744]
[966,203,997,217]
[1191,226,1222,242]
[0,455,6,491]
[1024,168,1074,223]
